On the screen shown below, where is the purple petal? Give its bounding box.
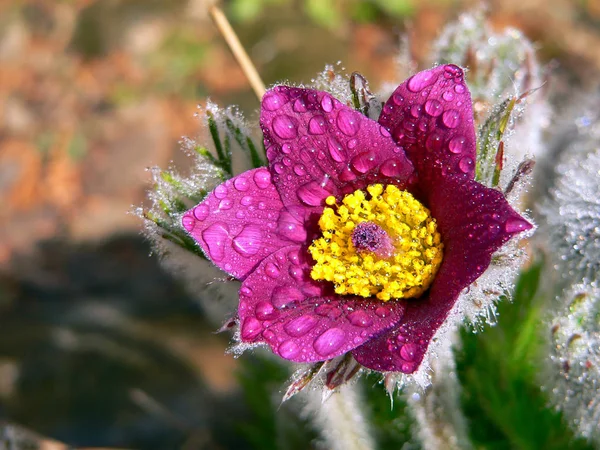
[260,86,415,211]
[353,178,532,372]
[238,246,405,362]
[182,168,302,280]
[378,65,477,187]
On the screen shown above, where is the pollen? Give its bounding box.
[308,184,444,301]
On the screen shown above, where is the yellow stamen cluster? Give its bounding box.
[308,184,444,301]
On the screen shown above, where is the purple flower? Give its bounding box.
[181,65,532,374]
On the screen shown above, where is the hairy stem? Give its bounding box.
[305,384,375,450]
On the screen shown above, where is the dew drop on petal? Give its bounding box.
[232,224,262,257]
[284,315,318,337]
[315,304,342,319]
[321,94,334,112]
[265,262,281,278]
[442,110,460,129]
[350,151,378,174]
[454,84,465,93]
[241,317,263,340]
[425,133,443,152]
[410,104,422,118]
[193,204,209,221]
[240,196,253,206]
[297,181,331,206]
[236,210,245,219]
[308,115,327,135]
[407,71,435,92]
[505,217,531,233]
[293,164,306,176]
[313,328,346,356]
[442,90,455,101]
[233,176,249,192]
[380,159,406,178]
[424,99,443,117]
[392,92,405,105]
[202,223,229,262]
[347,138,357,149]
[278,340,300,358]
[293,98,307,113]
[253,169,271,189]
[448,135,466,154]
[182,215,195,231]
[458,156,474,173]
[288,266,304,281]
[347,310,374,328]
[379,126,391,137]
[272,286,305,309]
[375,306,389,318]
[219,199,233,210]
[262,91,285,111]
[337,109,361,136]
[272,115,298,139]
[400,343,417,361]
[287,249,301,265]
[214,184,228,199]
[401,362,416,373]
[255,301,276,320]
[327,137,346,162]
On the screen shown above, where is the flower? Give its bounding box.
[181,64,532,374]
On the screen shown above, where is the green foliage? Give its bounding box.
[456,263,593,450]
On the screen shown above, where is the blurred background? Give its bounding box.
[1,0,599,448]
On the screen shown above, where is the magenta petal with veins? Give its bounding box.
[182,65,532,374]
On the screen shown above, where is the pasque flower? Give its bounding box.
[181,64,531,374]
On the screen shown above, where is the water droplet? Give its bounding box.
[442,109,460,128]
[337,109,361,136]
[442,90,455,101]
[424,99,443,117]
[214,184,228,199]
[375,306,389,318]
[273,163,284,174]
[401,362,416,373]
[262,91,285,111]
[232,224,262,257]
[284,315,318,337]
[400,343,417,361]
[505,217,531,233]
[327,137,346,162]
[241,317,263,340]
[219,199,233,210]
[236,210,246,219]
[308,115,327,135]
[272,115,298,139]
[448,135,466,154]
[444,64,463,78]
[278,340,300,359]
[347,139,357,149]
[272,286,305,309]
[277,210,308,242]
[193,204,209,221]
[380,126,391,137]
[292,165,306,177]
[265,262,280,278]
[313,328,346,356]
[425,133,443,152]
[288,249,301,265]
[350,151,378,174]
[410,104,422,118]
[321,94,334,112]
[458,156,474,173]
[339,166,357,182]
[281,143,292,154]
[348,310,374,328]
[407,70,436,92]
[253,169,271,189]
[392,92,405,105]
[182,215,195,231]
[380,159,406,178]
[454,84,465,93]
[241,196,254,206]
[288,266,304,281]
[293,98,307,112]
[233,176,249,192]
[202,223,229,262]
[297,181,332,206]
[255,301,276,320]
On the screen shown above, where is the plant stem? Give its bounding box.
[305,384,375,450]
[208,5,266,101]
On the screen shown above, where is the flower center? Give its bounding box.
[308,184,444,301]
